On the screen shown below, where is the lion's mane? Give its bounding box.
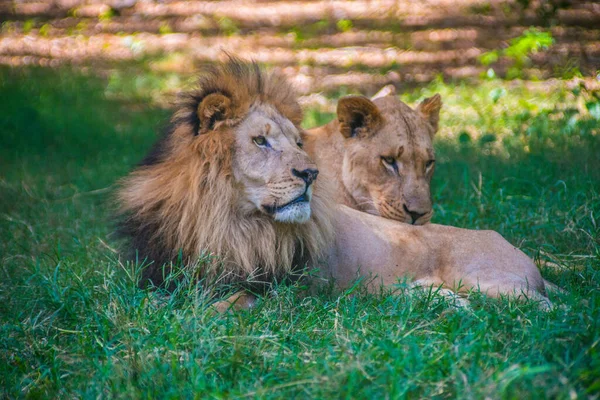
[116,59,333,288]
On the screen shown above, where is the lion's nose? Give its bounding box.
[403,204,426,224]
[291,168,319,186]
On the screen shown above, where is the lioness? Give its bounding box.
[305,88,440,225]
[305,88,559,297]
[115,59,549,309]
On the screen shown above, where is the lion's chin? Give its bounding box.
[273,202,312,223]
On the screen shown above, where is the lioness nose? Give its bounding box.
[403,204,426,224]
[291,168,319,186]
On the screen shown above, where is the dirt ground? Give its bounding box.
[1,0,599,96]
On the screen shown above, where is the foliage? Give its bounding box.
[480,28,554,79]
[336,19,353,32]
[22,19,35,34]
[217,17,240,36]
[1,67,599,398]
[98,7,117,22]
[38,24,51,38]
[159,23,173,35]
[289,20,330,44]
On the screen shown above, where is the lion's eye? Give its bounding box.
[297,142,304,149]
[426,159,435,169]
[253,136,269,147]
[381,156,396,166]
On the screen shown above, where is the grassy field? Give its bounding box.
[1,66,599,398]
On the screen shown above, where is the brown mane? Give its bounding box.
[116,58,333,288]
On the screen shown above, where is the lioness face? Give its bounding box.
[337,94,442,225]
[233,104,318,223]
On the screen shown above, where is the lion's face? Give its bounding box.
[232,104,318,223]
[337,94,441,225]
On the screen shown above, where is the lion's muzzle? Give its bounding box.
[263,183,314,224]
[291,168,319,186]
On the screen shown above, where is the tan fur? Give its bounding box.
[116,59,333,288]
[216,204,551,308]
[321,206,549,305]
[305,93,441,225]
[304,90,550,305]
[116,60,550,307]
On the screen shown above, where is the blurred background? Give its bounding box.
[1,0,599,108]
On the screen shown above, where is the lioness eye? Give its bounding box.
[381,156,396,166]
[426,160,435,169]
[253,136,269,147]
[297,142,304,149]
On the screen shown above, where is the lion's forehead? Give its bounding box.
[270,114,300,137]
[241,104,299,139]
[376,121,433,160]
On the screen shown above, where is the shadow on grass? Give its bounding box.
[0,66,599,398]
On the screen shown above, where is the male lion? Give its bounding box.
[115,59,550,309]
[116,59,334,291]
[305,88,440,225]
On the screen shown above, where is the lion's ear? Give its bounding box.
[197,93,234,134]
[337,96,383,139]
[417,94,442,134]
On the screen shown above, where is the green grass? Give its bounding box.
[1,66,599,398]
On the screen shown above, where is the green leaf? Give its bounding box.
[479,51,499,66]
[458,131,472,144]
[479,133,497,146]
[586,101,600,120]
[336,19,353,32]
[490,88,507,104]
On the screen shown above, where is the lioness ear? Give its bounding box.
[370,84,396,101]
[197,93,234,134]
[417,94,442,134]
[337,96,383,139]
